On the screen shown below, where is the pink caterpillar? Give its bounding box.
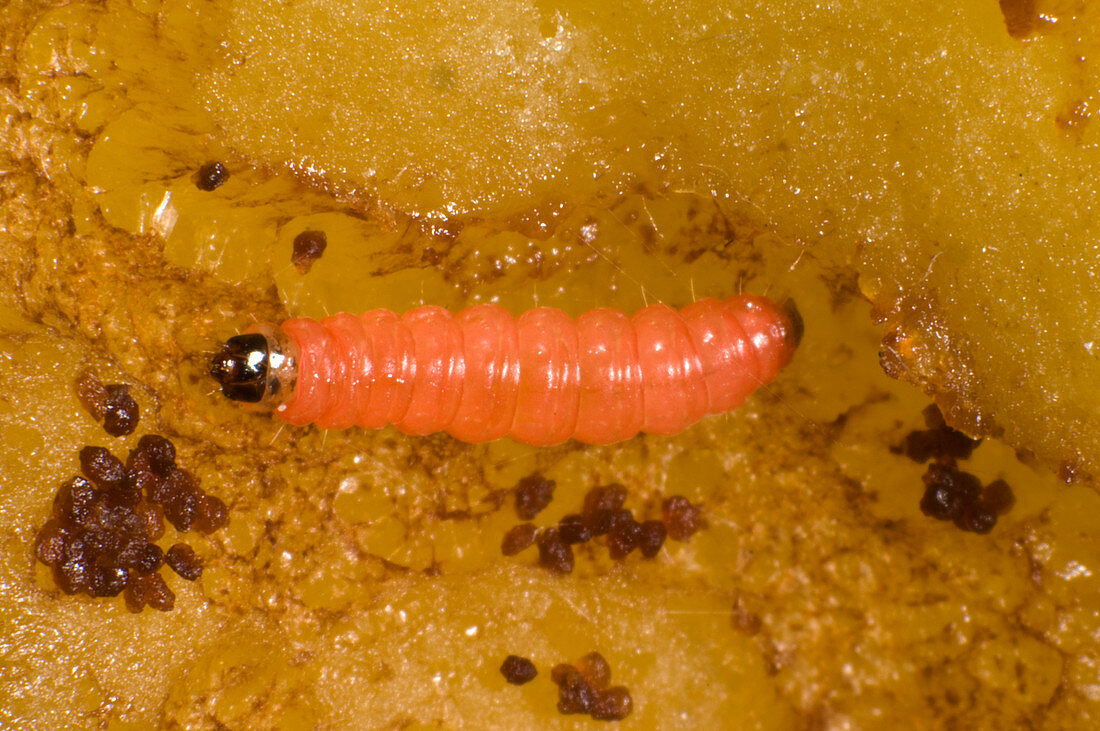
[209,296,800,446]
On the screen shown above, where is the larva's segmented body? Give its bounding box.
[210,296,800,446]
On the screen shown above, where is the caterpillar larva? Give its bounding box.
[209,296,801,446]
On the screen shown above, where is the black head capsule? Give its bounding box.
[209,334,269,403]
[209,325,299,410]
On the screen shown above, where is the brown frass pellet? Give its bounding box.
[166,543,203,580]
[119,541,164,573]
[34,519,68,566]
[893,404,980,464]
[919,462,980,521]
[919,461,1010,534]
[73,370,140,436]
[79,446,125,489]
[921,403,947,430]
[514,472,555,520]
[88,565,129,598]
[552,664,597,715]
[53,476,95,525]
[982,479,1015,516]
[134,501,165,541]
[124,572,174,613]
[536,528,574,574]
[159,471,202,532]
[500,655,538,685]
[662,495,705,541]
[581,484,627,522]
[587,507,635,538]
[575,652,611,689]
[102,384,139,437]
[902,428,978,464]
[145,465,193,505]
[38,469,164,600]
[551,654,633,721]
[606,515,642,560]
[34,438,229,612]
[130,434,176,477]
[590,686,633,721]
[291,230,328,274]
[193,494,230,534]
[501,523,538,556]
[195,161,229,191]
[953,499,996,535]
[74,369,110,422]
[637,520,667,558]
[923,462,980,501]
[557,514,591,544]
[896,403,1014,535]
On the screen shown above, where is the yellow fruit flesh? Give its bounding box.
[1,0,1099,727]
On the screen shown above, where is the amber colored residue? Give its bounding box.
[999,0,1039,39]
[1056,99,1092,136]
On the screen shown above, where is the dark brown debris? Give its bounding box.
[34,437,228,612]
[557,514,592,545]
[195,161,229,191]
[124,572,175,613]
[502,481,700,572]
[575,652,611,689]
[79,446,125,489]
[982,479,1016,516]
[662,496,705,541]
[919,461,1013,535]
[1057,460,1081,484]
[291,230,328,274]
[501,523,538,556]
[590,686,633,721]
[637,520,667,558]
[606,515,642,560]
[130,435,176,477]
[551,653,632,721]
[731,596,763,635]
[999,0,1043,40]
[515,473,555,520]
[74,369,110,422]
[500,655,538,685]
[74,370,140,437]
[193,494,230,534]
[581,484,627,525]
[536,528,574,574]
[102,385,139,437]
[166,543,203,580]
[552,664,597,715]
[897,404,979,464]
[903,404,1015,535]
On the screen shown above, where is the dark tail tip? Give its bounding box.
[780,299,804,349]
